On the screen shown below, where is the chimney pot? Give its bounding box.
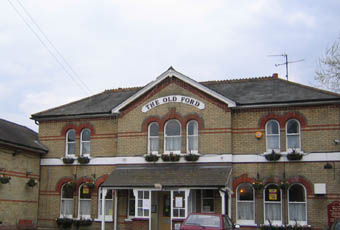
[272,73,278,78]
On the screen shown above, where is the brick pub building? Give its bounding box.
[31,67,340,230]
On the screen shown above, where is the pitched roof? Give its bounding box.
[101,164,232,188]
[0,119,48,154]
[31,68,340,120]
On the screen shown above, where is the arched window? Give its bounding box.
[164,120,181,153]
[266,120,280,152]
[80,129,91,156]
[187,120,198,153]
[286,120,301,151]
[288,184,307,225]
[78,184,91,219]
[236,183,255,225]
[148,123,159,154]
[98,187,113,221]
[60,184,74,218]
[264,184,282,225]
[65,129,76,156]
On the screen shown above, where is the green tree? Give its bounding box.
[316,35,340,92]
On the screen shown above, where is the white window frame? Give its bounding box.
[97,187,113,221]
[133,189,151,219]
[80,128,91,156]
[164,119,182,154]
[288,184,307,226]
[65,129,76,157]
[286,119,301,152]
[60,184,74,218]
[171,189,190,220]
[127,190,135,219]
[266,120,280,152]
[78,184,92,219]
[187,120,199,154]
[264,184,282,226]
[236,183,255,225]
[148,122,159,154]
[201,189,215,213]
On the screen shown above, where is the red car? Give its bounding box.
[180,213,240,230]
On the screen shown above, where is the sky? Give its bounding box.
[1,0,340,131]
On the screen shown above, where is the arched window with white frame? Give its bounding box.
[148,122,159,154]
[236,183,255,225]
[288,184,307,225]
[286,119,301,151]
[98,187,113,221]
[164,120,181,153]
[80,128,91,156]
[60,184,74,218]
[187,120,198,153]
[65,129,76,157]
[266,120,280,152]
[264,184,282,225]
[78,184,91,219]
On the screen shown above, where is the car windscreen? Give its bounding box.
[184,214,221,228]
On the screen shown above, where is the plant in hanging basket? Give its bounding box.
[287,150,303,161]
[27,178,38,187]
[63,181,76,193]
[77,156,90,164]
[74,218,92,227]
[144,154,159,162]
[162,153,180,162]
[265,150,281,161]
[252,181,264,191]
[85,181,95,189]
[62,157,75,164]
[184,154,200,161]
[0,175,11,184]
[56,217,73,228]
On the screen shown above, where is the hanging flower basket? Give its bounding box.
[162,153,180,162]
[63,182,76,193]
[85,181,95,189]
[62,157,75,164]
[184,154,200,162]
[287,151,303,161]
[252,181,264,191]
[27,178,38,187]
[56,217,73,228]
[77,156,90,164]
[265,150,281,161]
[74,219,92,227]
[0,176,11,184]
[144,154,159,162]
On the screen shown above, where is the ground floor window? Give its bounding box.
[98,188,113,221]
[60,184,74,218]
[79,184,91,219]
[173,191,186,218]
[288,184,307,225]
[201,189,214,213]
[264,184,282,225]
[134,190,150,218]
[236,183,255,224]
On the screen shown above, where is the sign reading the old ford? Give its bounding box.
[142,95,205,112]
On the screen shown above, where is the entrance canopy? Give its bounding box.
[102,163,232,188]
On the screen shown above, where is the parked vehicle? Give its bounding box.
[180,213,240,230]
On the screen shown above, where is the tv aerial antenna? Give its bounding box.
[268,53,304,80]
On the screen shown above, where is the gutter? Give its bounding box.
[31,113,116,122]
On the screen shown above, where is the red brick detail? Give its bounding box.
[61,124,77,136]
[287,176,313,195]
[141,116,161,133]
[55,177,73,194]
[78,122,96,135]
[76,177,92,190]
[183,113,205,130]
[95,174,109,191]
[160,108,185,131]
[281,112,307,128]
[233,174,255,193]
[259,114,283,129]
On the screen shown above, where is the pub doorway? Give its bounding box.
[151,191,171,230]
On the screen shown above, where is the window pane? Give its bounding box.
[68,143,75,155]
[61,199,73,216]
[138,200,143,207]
[289,203,306,221]
[188,136,198,152]
[287,120,299,134]
[267,121,279,134]
[67,130,75,141]
[62,186,74,199]
[105,200,113,215]
[180,209,185,217]
[138,208,143,216]
[144,209,149,216]
[237,202,254,220]
[173,209,179,217]
[238,185,253,201]
[267,136,279,149]
[138,191,143,199]
[80,186,91,199]
[265,203,281,221]
[149,137,159,152]
[81,142,90,155]
[287,135,299,149]
[188,121,198,135]
[144,191,149,199]
[166,120,180,136]
[149,123,159,136]
[81,129,91,141]
[165,136,181,151]
[289,185,305,202]
[265,185,281,201]
[79,200,91,216]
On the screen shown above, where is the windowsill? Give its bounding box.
[236,221,256,226]
[94,218,113,222]
[131,217,149,221]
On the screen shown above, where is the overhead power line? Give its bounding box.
[7,0,92,95]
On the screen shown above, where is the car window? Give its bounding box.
[185,214,221,228]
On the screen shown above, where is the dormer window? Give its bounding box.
[65,129,76,157]
[148,122,159,154]
[164,120,181,153]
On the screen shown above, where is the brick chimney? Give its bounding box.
[272,73,278,78]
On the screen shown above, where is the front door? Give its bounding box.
[159,191,171,230]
